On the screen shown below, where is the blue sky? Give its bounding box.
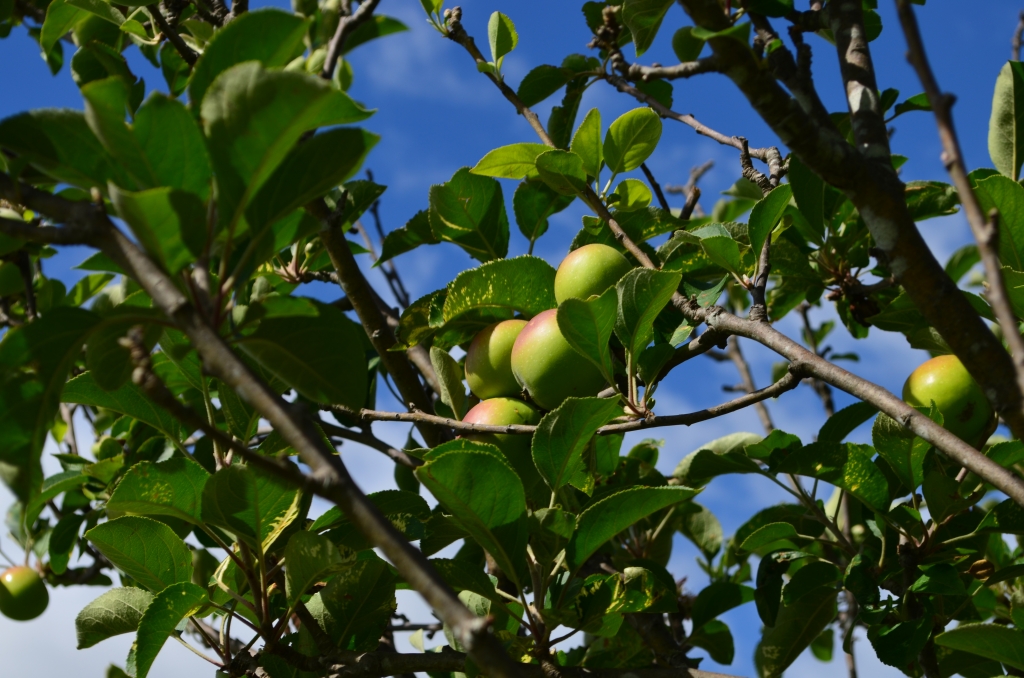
[0,1,1020,676]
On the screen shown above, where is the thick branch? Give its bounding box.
[894,0,1024,431]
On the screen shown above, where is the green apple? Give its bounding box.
[0,566,48,621]
[902,355,997,447]
[554,243,632,304]
[462,398,547,506]
[465,319,528,400]
[511,309,607,410]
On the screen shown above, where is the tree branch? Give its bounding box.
[319,420,421,468]
[149,4,198,66]
[640,163,671,212]
[321,0,382,80]
[313,201,448,448]
[894,0,1024,432]
[336,369,801,436]
[725,336,774,434]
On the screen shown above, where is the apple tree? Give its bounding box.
[0,1,1024,677]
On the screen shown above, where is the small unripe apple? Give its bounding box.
[511,309,606,410]
[462,398,546,506]
[465,320,528,400]
[902,355,997,447]
[554,243,632,304]
[0,566,48,621]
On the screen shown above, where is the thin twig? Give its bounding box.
[725,336,774,434]
[1013,10,1024,61]
[640,163,671,212]
[797,303,835,417]
[336,369,802,436]
[895,0,1024,428]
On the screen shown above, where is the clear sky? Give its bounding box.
[0,1,1019,676]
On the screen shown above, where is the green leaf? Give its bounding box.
[989,61,1024,181]
[517,65,574,107]
[692,223,743,275]
[239,297,368,409]
[905,180,959,221]
[75,587,154,649]
[471,143,551,180]
[284,530,347,608]
[315,552,397,651]
[23,470,89,528]
[133,93,211,197]
[188,9,310,107]
[487,11,518,68]
[428,167,509,262]
[107,456,210,524]
[415,443,528,588]
[787,156,828,243]
[246,127,378,235]
[62,372,183,442]
[973,174,1024,271]
[689,619,734,664]
[557,287,618,382]
[603,108,662,174]
[535,149,589,196]
[739,522,798,553]
[678,502,722,558]
[513,180,574,245]
[86,516,193,592]
[133,582,207,678]
[532,397,622,492]
[443,255,557,324]
[0,109,124,190]
[871,409,936,491]
[691,22,751,44]
[110,186,206,275]
[566,486,699,574]
[756,587,837,678]
[430,347,467,419]
[672,432,764,485]
[41,0,86,55]
[690,582,754,630]
[782,561,840,604]
[340,15,408,54]
[201,464,301,553]
[892,92,931,118]
[614,268,682,357]
[49,511,86,575]
[622,0,674,56]
[202,62,371,237]
[672,26,705,61]
[748,184,792,263]
[945,244,980,283]
[571,108,603,180]
[935,623,1024,671]
[378,210,439,264]
[611,179,652,212]
[65,273,114,307]
[0,308,99,501]
[773,442,889,511]
[431,557,501,604]
[817,401,878,443]
[908,563,966,595]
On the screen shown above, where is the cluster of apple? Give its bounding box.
[457,245,631,474]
